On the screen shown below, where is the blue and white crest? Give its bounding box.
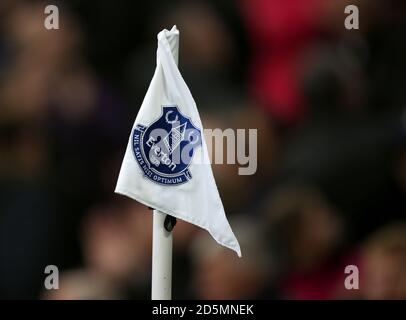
[132,105,202,185]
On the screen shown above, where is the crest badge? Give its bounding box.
[132,105,202,185]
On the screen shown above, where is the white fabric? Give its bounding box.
[115,26,241,257]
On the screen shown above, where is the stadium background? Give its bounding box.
[0,0,405,299]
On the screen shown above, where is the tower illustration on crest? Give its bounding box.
[163,122,187,155]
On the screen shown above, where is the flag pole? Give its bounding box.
[151,210,174,299]
[151,27,179,300]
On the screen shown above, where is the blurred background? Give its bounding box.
[1,0,406,299]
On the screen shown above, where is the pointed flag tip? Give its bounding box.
[159,25,179,43]
[165,25,179,36]
[235,245,242,258]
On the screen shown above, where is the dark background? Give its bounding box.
[0,0,405,299]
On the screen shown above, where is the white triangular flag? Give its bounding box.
[115,26,241,257]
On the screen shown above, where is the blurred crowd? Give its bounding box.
[1,0,405,299]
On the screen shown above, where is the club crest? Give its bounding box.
[132,105,202,185]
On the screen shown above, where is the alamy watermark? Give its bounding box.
[44,5,59,30]
[344,265,359,290]
[345,5,359,30]
[44,265,59,290]
[146,126,258,176]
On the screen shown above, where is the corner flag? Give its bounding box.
[115,26,241,257]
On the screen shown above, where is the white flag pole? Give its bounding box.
[151,210,174,299]
[151,26,179,300]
